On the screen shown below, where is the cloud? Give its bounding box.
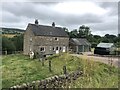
[98,2,118,16]
[1,1,118,36]
[53,2,109,16]
[2,11,21,23]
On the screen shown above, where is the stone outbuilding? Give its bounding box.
[69,38,91,54]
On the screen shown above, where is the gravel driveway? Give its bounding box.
[71,54,119,67]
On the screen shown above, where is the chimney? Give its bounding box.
[35,19,39,25]
[52,22,55,27]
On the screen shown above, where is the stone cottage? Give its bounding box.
[23,20,69,56]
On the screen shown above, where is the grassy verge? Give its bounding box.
[2,53,119,88]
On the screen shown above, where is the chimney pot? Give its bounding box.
[35,19,38,24]
[52,22,55,27]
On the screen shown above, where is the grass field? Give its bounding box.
[2,34,17,38]
[2,53,119,88]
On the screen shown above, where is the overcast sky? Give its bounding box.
[1,1,118,36]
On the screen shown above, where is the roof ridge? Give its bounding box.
[28,23,63,29]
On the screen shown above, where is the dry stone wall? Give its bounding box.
[10,70,83,89]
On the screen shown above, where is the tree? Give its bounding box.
[78,25,85,37]
[102,34,117,43]
[63,27,69,35]
[79,25,85,30]
[69,29,78,38]
[85,26,91,36]
[2,36,16,54]
[11,34,23,51]
[78,25,91,38]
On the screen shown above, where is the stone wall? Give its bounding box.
[23,28,35,55]
[10,70,83,89]
[34,36,69,55]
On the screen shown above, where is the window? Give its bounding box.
[60,47,62,50]
[56,47,58,50]
[55,37,58,41]
[40,47,45,52]
[53,47,55,51]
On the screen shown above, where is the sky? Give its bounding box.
[1,1,119,36]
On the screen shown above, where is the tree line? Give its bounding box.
[64,25,120,48]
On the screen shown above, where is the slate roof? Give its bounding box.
[97,43,114,48]
[27,23,69,37]
[70,38,91,46]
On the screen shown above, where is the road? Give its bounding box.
[71,54,120,67]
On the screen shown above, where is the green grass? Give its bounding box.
[2,53,119,88]
[70,61,119,88]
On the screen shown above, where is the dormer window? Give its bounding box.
[55,37,58,41]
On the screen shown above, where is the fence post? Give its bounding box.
[40,52,44,66]
[110,55,113,66]
[63,65,67,75]
[49,60,52,72]
[42,58,44,66]
[5,50,7,55]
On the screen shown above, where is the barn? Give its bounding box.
[69,38,91,54]
[94,43,116,55]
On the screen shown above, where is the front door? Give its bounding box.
[56,50,59,54]
[56,47,59,54]
[63,46,66,52]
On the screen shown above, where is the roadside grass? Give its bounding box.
[2,53,119,88]
[70,60,118,88]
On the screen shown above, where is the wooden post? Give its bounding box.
[110,55,113,66]
[5,50,7,55]
[63,65,67,75]
[42,58,44,66]
[40,52,44,66]
[49,60,52,72]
